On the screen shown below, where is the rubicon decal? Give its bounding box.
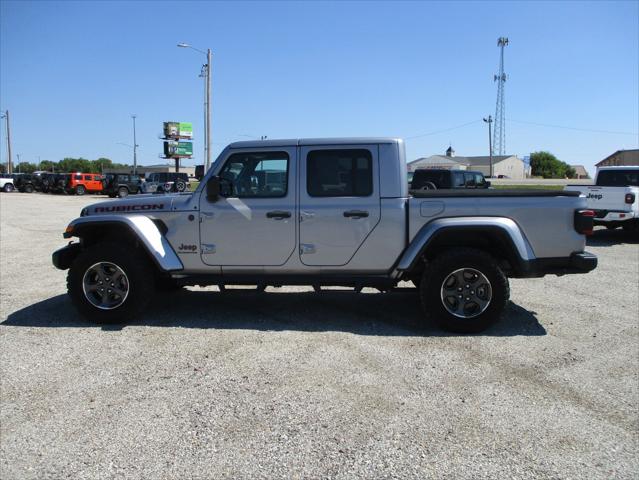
[94,203,165,213]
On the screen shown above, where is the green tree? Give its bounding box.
[530,151,574,179]
[15,162,37,173]
[38,160,57,172]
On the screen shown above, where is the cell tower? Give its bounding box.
[493,37,509,156]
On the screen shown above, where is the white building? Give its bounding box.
[408,146,528,179]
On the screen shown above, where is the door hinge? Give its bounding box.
[300,243,316,255]
[202,244,216,254]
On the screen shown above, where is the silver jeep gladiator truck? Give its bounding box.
[53,138,597,332]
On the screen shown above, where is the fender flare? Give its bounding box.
[62,215,183,272]
[393,217,536,276]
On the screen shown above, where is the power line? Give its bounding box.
[404,119,482,140]
[507,119,637,136]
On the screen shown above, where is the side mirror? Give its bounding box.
[206,176,220,202]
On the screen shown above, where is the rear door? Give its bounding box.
[298,145,381,266]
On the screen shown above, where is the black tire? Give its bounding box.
[622,221,639,233]
[24,184,34,193]
[76,185,86,196]
[67,242,155,323]
[419,248,509,333]
[3,183,14,193]
[420,182,437,191]
[117,187,129,198]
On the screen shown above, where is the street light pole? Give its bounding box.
[483,115,493,178]
[131,114,138,175]
[1,110,13,174]
[177,42,212,172]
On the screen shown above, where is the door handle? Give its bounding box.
[343,210,369,218]
[266,210,292,219]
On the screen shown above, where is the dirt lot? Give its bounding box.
[1,192,638,480]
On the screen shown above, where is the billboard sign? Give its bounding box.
[163,122,193,139]
[164,141,193,157]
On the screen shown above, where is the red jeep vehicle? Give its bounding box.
[68,173,104,195]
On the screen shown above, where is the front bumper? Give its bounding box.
[517,252,597,278]
[52,242,81,270]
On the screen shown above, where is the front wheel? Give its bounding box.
[420,248,509,333]
[117,187,129,198]
[67,242,155,323]
[3,183,14,192]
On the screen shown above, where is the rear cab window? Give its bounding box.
[596,170,639,187]
[307,149,372,197]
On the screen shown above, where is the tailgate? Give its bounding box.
[565,186,632,212]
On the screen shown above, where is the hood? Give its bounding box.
[81,192,195,216]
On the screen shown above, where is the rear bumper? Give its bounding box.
[593,210,634,224]
[516,252,597,278]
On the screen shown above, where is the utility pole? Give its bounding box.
[1,110,13,174]
[205,49,212,172]
[131,115,138,175]
[483,115,494,177]
[16,153,20,173]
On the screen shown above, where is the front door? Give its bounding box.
[298,145,381,266]
[199,148,296,266]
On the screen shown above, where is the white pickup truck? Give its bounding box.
[0,175,15,192]
[566,166,639,232]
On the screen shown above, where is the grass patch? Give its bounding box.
[492,184,565,190]
[189,180,200,191]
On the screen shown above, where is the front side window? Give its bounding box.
[84,175,91,181]
[219,151,289,198]
[307,149,372,197]
[464,173,476,187]
[474,173,485,186]
[74,174,82,180]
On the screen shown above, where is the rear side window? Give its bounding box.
[596,170,639,187]
[84,175,91,181]
[452,172,465,188]
[307,149,372,197]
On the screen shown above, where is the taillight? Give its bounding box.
[625,193,635,204]
[574,209,595,235]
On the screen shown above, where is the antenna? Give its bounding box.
[493,37,508,156]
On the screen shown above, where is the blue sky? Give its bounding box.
[1,0,637,176]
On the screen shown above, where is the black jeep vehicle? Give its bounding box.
[13,174,36,193]
[410,169,491,190]
[49,173,71,194]
[102,173,143,198]
[141,172,190,194]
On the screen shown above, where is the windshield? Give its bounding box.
[596,169,639,187]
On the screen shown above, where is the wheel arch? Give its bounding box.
[395,217,536,277]
[61,216,183,272]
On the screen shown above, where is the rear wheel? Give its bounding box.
[419,248,509,333]
[67,242,155,323]
[76,185,86,196]
[117,187,129,198]
[622,220,639,233]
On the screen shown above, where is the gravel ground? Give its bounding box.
[1,192,638,480]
